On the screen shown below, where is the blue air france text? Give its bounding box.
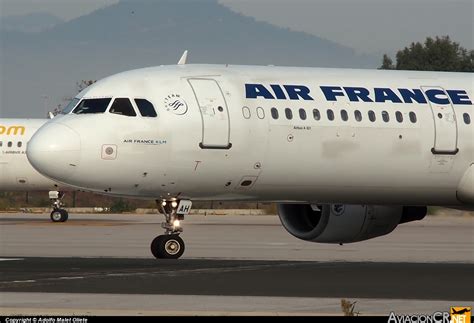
[245,84,472,105]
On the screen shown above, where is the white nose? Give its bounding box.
[27,122,81,182]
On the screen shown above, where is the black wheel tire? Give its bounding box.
[150,234,185,259]
[150,236,165,258]
[50,209,68,222]
[59,209,69,222]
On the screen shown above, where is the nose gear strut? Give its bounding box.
[150,199,192,259]
[159,200,184,234]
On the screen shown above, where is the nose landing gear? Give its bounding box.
[49,191,69,222]
[150,199,192,259]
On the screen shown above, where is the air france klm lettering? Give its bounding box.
[25,60,474,259]
[245,83,472,105]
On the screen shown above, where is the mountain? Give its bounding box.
[0,0,377,118]
[0,13,63,33]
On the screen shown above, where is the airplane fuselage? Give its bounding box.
[27,65,474,206]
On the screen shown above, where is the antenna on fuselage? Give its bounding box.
[177,50,188,65]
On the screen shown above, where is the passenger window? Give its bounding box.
[299,109,307,120]
[257,107,265,119]
[73,98,111,114]
[109,98,137,117]
[327,109,334,121]
[409,112,417,123]
[17,142,22,148]
[242,107,251,119]
[382,111,390,123]
[368,110,376,122]
[341,110,348,121]
[354,110,362,122]
[285,108,293,120]
[463,113,470,125]
[8,141,12,147]
[135,99,157,117]
[313,109,321,121]
[271,108,279,119]
[396,111,403,123]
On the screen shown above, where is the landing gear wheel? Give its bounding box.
[50,209,68,223]
[150,234,185,259]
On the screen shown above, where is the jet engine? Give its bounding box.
[277,204,426,243]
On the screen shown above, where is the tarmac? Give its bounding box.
[0,213,473,315]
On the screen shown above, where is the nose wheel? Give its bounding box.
[150,199,192,259]
[150,234,185,259]
[50,209,68,222]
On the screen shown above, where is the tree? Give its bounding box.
[380,54,394,70]
[76,80,96,93]
[379,36,473,72]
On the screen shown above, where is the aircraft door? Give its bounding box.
[188,78,231,149]
[422,86,458,155]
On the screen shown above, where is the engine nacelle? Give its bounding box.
[277,204,427,243]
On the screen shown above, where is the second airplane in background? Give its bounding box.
[0,119,73,222]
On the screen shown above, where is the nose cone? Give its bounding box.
[27,122,81,182]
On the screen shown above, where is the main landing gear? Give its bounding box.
[49,191,69,223]
[150,199,192,259]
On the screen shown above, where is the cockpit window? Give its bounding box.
[61,98,80,114]
[135,99,157,117]
[109,98,137,117]
[73,98,111,114]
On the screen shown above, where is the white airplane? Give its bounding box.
[26,53,474,259]
[0,119,72,222]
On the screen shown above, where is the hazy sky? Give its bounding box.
[0,0,472,55]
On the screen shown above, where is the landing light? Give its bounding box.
[162,201,167,206]
[171,201,178,208]
[173,220,180,228]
